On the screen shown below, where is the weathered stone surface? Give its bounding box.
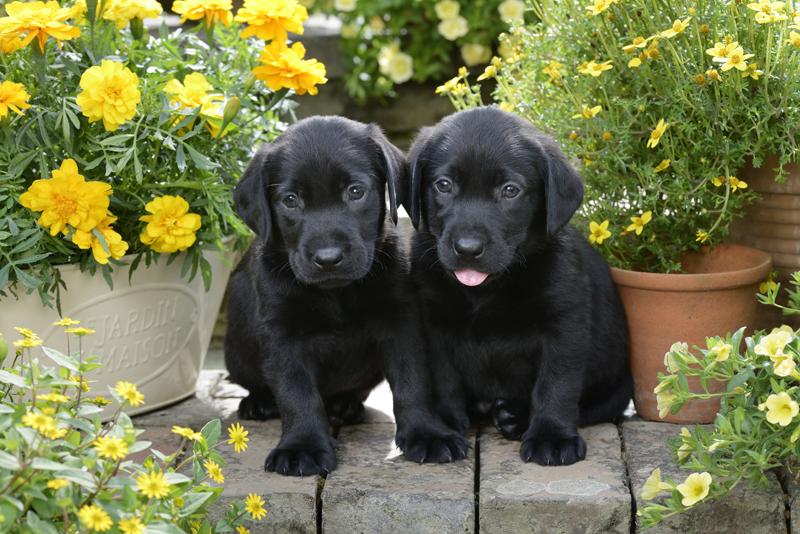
[779,468,800,534]
[479,424,630,534]
[321,423,476,534]
[132,394,240,427]
[623,420,786,534]
[193,419,320,534]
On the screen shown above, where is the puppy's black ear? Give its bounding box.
[405,126,434,229]
[366,124,406,226]
[540,137,585,236]
[234,144,272,241]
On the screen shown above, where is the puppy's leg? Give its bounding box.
[224,335,281,420]
[431,349,471,435]
[491,399,529,441]
[324,390,367,426]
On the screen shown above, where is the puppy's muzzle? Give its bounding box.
[313,247,344,270]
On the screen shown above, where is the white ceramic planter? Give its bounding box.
[0,240,237,416]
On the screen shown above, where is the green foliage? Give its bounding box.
[639,273,800,529]
[452,0,800,272]
[0,8,295,309]
[0,325,263,533]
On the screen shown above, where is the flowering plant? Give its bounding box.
[638,273,800,529]
[313,0,529,102]
[0,0,326,310]
[0,321,264,533]
[449,0,800,273]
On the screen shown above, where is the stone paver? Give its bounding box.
[479,424,630,534]
[321,424,477,534]
[623,420,786,533]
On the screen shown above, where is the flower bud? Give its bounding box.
[0,337,7,365]
[223,97,241,124]
[244,72,257,93]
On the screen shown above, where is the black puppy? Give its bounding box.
[406,107,632,466]
[225,116,469,476]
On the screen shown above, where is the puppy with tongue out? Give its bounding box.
[405,107,633,467]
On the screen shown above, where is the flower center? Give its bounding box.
[652,130,662,140]
[53,190,79,218]
[104,84,122,104]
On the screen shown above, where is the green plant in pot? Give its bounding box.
[440,0,800,422]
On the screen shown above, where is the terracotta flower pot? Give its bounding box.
[611,244,772,423]
[728,155,800,331]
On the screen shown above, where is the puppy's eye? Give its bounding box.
[348,186,365,200]
[435,179,452,193]
[502,185,521,198]
[282,194,299,208]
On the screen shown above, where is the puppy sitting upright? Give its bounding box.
[226,116,469,476]
[406,107,632,466]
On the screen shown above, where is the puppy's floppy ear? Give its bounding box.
[365,124,406,226]
[539,136,585,236]
[234,143,272,241]
[405,126,434,229]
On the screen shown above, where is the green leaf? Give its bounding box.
[31,458,71,471]
[201,419,221,447]
[727,370,754,391]
[176,144,186,172]
[0,370,29,389]
[0,263,11,291]
[13,266,42,289]
[146,522,186,534]
[102,264,114,290]
[177,492,213,517]
[41,347,79,372]
[100,133,134,146]
[0,450,21,469]
[93,227,111,255]
[199,255,212,291]
[183,143,218,170]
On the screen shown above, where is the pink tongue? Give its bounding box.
[454,269,489,286]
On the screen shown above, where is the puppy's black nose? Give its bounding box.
[453,237,485,258]
[313,247,344,268]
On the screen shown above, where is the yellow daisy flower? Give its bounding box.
[713,46,754,71]
[696,230,708,243]
[136,471,171,499]
[742,63,764,79]
[646,119,669,148]
[204,459,224,483]
[94,435,129,461]
[654,159,670,172]
[114,381,145,407]
[228,422,249,453]
[788,31,800,48]
[118,517,145,534]
[37,392,70,403]
[706,41,738,59]
[47,478,69,490]
[14,337,43,348]
[172,426,203,440]
[660,17,691,38]
[53,318,80,327]
[589,220,611,244]
[571,104,602,119]
[245,493,267,520]
[78,504,113,532]
[579,60,613,77]
[65,326,97,336]
[626,211,652,235]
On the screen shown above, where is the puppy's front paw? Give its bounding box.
[437,407,470,435]
[325,395,365,427]
[491,399,529,441]
[396,425,471,463]
[238,394,280,420]
[519,431,586,466]
[265,436,338,476]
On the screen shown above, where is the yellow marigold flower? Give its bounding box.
[47,478,69,490]
[572,104,602,119]
[71,216,129,265]
[647,119,668,148]
[173,0,233,26]
[676,472,712,506]
[118,517,144,534]
[53,317,80,327]
[589,220,611,244]
[94,435,129,460]
[713,46,754,72]
[19,159,111,236]
[22,411,55,432]
[585,0,613,16]
[654,159,670,172]
[696,230,708,243]
[742,63,764,80]
[78,504,113,532]
[579,60,613,77]
[114,381,145,407]
[642,467,673,500]
[789,31,800,48]
[228,422,249,453]
[102,0,162,30]
[0,80,31,119]
[766,391,799,426]
[14,337,43,348]
[72,0,114,25]
[253,41,327,96]
[706,41,738,59]
[139,195,202,254]
[656,391,676,419]
[76,60,140,132]
[37,392,70,402]
[234,0,307,42]
[0,1,80,52]
[1,34,26,54]
[709,339,732,362]
[204,459,224,483]
[660,17,691,38]
[245,493,267,520]
[137,471,170,499]
[164,73,227,137]
[626,211,652,235]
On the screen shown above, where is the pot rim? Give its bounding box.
[610,243,772,292]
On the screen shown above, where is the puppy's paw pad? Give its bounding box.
[238,395,279,421]
[397,428,471,464]
[325,397,365,427]
[520,434,586,466]
[491,399,528,441]
[264,445,337,477]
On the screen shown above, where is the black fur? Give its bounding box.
[406,107,632,466]
[226,116,469,477]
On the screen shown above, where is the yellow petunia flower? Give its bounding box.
[654,159,670,172]
[589,220,611,244]
[234,0,307,43]
[0,1,80,52]
[642,467,673,500]
[102,0,162,30]
[78,504,113,532]
[771,351,796,377]
[434,0,460,20]
[660,17,691,38]
[114,381,145,407]
[118,517,145,534]
[676,472,712,506]
[173,0,233,26]
[755,329,792,358]
[228,422,249,453]
[137,471,171,499]
[245,493,267,520]
[626,211,652,235]
[0,80,31,119]
[709,339,732,362]
[572,104,602,119]
[647,119,668,148]
[656,391,676,419]
[94,435,129,461]
[677,427,692,461]
[71,215,129,265]
[713,46,754,72]
[19,159,111,237]
[76,60,140,132]
[204,459,224,483]
[579,60,613,77]
[765,391,799,426]
[47,478,69,490]
[253,41,328,96]
[138,195,202,254]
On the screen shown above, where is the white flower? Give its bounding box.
[438,15,468,41]
[498,0,526,21]
[378,42,400,75]
[388,51,414,84]
[333,0,356,12]
[434,0,460,20]
[460,43,491,67]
